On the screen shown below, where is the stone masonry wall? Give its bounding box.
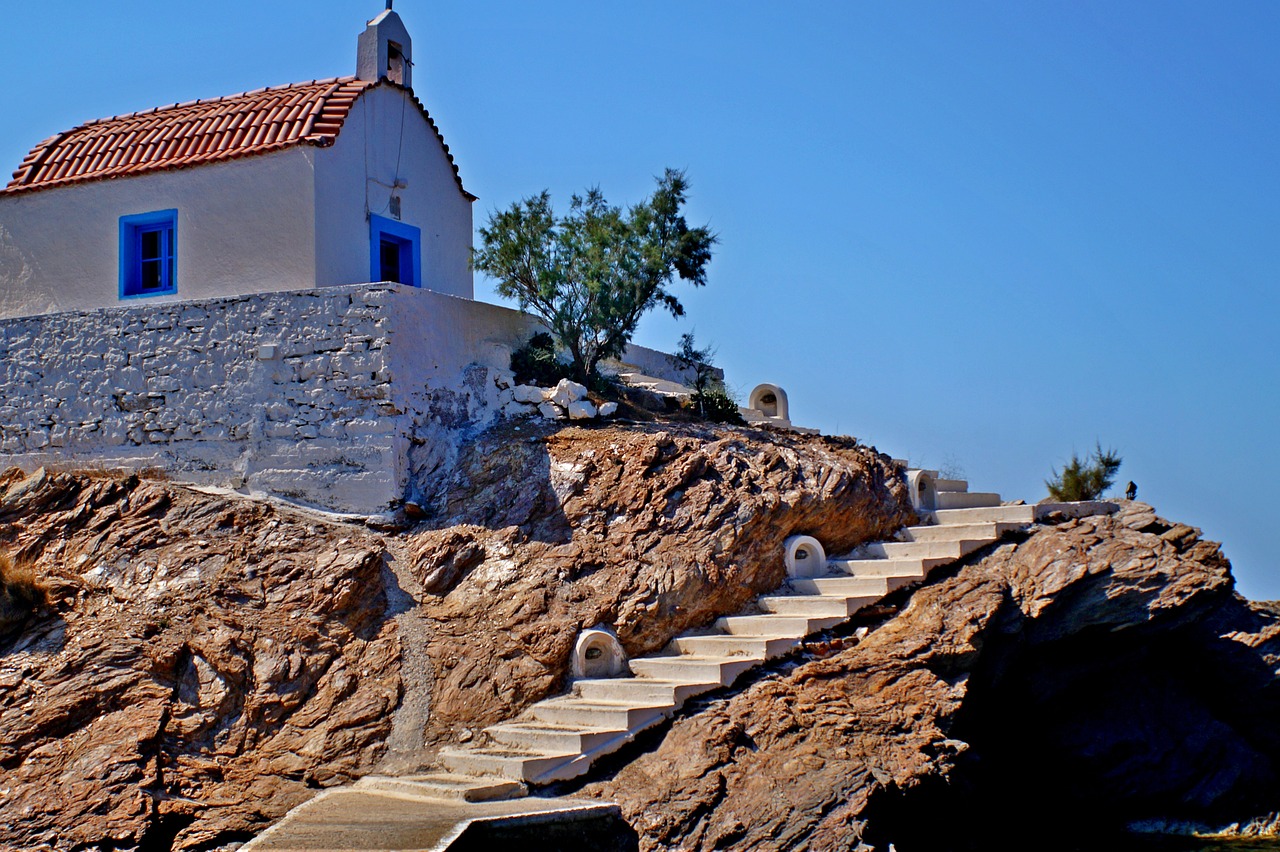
[0,283,703,514]
[0,286,419,512]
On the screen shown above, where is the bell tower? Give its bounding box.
[357,3,413,88]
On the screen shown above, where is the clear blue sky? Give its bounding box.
[3,2,1277,597]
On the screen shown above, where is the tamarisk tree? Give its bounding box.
[1046,442,1123,502]
[472,169,716,384]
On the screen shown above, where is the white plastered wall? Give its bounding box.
[0,150,318,319]
[314,85,474,299]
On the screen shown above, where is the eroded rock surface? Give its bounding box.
[585,503,1280,851]
[407,422,911,741]
[0,422,910,849]
[0,470,397,850]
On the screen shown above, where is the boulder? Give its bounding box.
[492,369,515,390]
[502,400,532,418]
[538,402,565,420]
[567,400,598,420]
[512,385,543,404]
[598,402,619,418]
[549,378,589,407]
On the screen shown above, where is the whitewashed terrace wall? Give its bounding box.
[0,285,495,512]
[0,284,695,515]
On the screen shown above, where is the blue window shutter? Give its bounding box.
[369,214,422,287]
[119,209,178,299]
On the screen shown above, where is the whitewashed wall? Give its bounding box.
[0,282,701,513]
[0,84,474,319]
[0,285,400,511]
[314,85,474,298]
[0,150,318,318]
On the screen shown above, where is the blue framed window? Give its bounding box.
[370,214,421,287]
[119,209,177,298]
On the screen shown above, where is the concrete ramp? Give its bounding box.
[243,790,635,852]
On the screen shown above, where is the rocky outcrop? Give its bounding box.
[0,421,911,850]
[583,502,1280,850]
[13,420,1269,852]
[0,469,398,851]
[406,421,911,741]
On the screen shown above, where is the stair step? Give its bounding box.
[629,654,764,685]
[934,478,968,492]
[353,773,524,803]
[672,634,802,659]
[439,746,578,782]
[573,677,719,705]
[927,505,1036,525]
[758,593,880,618]
[897,522,1018,543]
[788,575,911,596]
[715,613,845,637]
[935,491,1002,509]
[862,539,989,560]
[529,697,673,729]
[1033,501,1121,521]
[486,721,626,754]
[827,558,938,578]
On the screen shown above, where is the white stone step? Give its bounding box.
[529,697,673,730]
[788,575,913,596]
[672,634,803,659]
[573,676,719,705]
[758,593,880,618]
[897,522,1019,543]
[629,654,764,685]
[927,505,1036,525]
[827,558,939,579]
[861,539,990,561]
[934,478,968,492]
[1033,500,1121,521]
[485,721,626,754]
[353,773,524,803]
[715,613,845,637]
[439,746,578,782]
[935,491,1002,509]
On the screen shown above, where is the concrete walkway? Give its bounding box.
[243,791,634,851]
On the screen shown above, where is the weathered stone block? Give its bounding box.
[512,385,543,404]
[568,400,597,420]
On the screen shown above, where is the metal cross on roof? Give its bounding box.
[386,1,393,9]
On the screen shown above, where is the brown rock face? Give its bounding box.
[585,503,1280,851]
[0,470,398,850]
[0,423,911,849]
[408,422,911,741]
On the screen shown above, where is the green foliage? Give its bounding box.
[1046,443,1123,502]
[674,332,717,411]
[696,384,745,424]
[473,169,717,384]
[510,332,572,388]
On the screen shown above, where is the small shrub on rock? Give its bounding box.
[1046,443,1123,502]
[674,333,744,424]
[0,552,48,635]
[510,332,573,388]
[695,384,746,424]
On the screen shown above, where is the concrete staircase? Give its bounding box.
[248,469,1120,849]
[353,472,1083,804]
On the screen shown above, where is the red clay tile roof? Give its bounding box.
[4,77,473,199]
